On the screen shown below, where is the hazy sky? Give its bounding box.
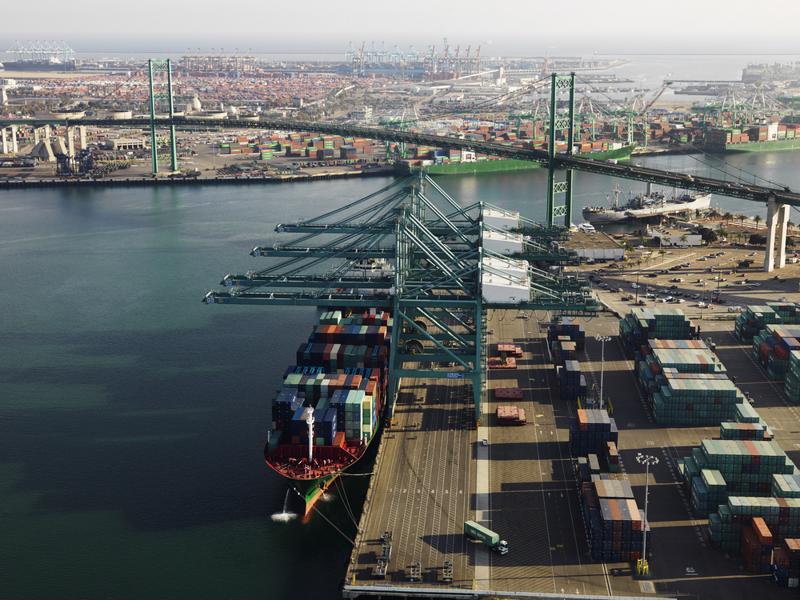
[3,0,800,55]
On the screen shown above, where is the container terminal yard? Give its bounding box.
[181,63,800,599]
[7,43,800,600]
[202,147,800,600]
[2,46,800,184]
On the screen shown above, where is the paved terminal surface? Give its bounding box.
[344,308,800,600]
[346,377,477,588]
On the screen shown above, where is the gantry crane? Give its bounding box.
[205,173,598,424]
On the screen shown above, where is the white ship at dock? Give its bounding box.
[582,185,712,225]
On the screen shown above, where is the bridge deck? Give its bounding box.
[1,116,797,205]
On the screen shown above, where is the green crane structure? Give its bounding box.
[546,73,576,228]
[204,173,598,424]
[147,59,179,174]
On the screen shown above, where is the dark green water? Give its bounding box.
[1,151,798,600]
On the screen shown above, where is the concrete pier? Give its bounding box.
[764,196,791,272]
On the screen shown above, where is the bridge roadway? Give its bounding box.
[2,116,799,206]
[344,310,800,600]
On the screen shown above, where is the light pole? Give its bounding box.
[596,335,611,410]
[636,452,659,577]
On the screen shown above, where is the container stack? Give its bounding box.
[329,389,379,444]
[295,342,388,370]
[552,340,577,366]
[606,441,620,473]
[569,409,619,456]
[272,388,304,430]
[580,477,648,562]
[311,323,390,346]
[289,406,338,446]
[752,324,800,379]
[697,440,795,496]
[494,387,524,401]
[734,303,800,342]
[710,497,800,552]
[619,307,698,356]
[637,343,726,394]
[316,408,338,446]
[773,474,800,499]
[319,310,342,325]
[741,517,774,573]
[548,317,586,351]
[634,338,708,366]
[496,343,523,358]
[785,350,800,403]
[735,400,761,424]
[558,360,587,402]
[281,371,367,404]
[690,469,728,518]
[650,372,744,426]
[772,539,800,587]
[720,421,773,441]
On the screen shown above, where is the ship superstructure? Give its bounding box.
[583,187,712,224]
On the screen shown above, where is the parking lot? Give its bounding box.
[575,245,800,318]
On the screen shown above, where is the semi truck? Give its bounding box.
[464,520,509,554]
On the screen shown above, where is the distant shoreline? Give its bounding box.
[0,167,396,190]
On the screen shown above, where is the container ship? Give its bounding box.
[582,189,711,225]
[0,59,77,72]
[266,308,391,516]
[423,144,635,176]
[703,122,800,153]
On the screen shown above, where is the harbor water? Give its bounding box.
[1,150,799,599]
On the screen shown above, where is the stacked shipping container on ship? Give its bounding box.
[619,307,698,357]
[266,308,392,515]
[752,324,800,379]
[734,303,800,342]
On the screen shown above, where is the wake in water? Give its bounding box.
[270,488,298,523]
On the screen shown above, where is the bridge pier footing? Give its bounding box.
[764,197,790,272]
[10,125,18,153]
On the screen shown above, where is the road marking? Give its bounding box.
[474,420,490,590]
